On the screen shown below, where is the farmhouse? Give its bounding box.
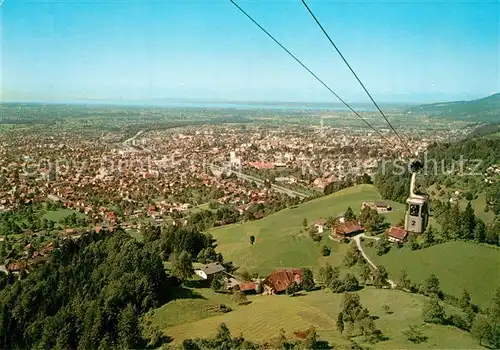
[332,221,364,239]
[387,226,408,243]
[224,277,260,293]
[361,201,392,213]
[263,268,303,294]
[7,261,28,272]
[194,262,225,280]
[314,218,327,233]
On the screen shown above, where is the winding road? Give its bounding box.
[353,233,396,288]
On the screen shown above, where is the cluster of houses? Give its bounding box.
[2,240,56,273]
[193,262,304,295]
[310,202,407,244]
[329,219,408,243]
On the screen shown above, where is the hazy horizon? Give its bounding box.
[3,92,499,109]
[2,0,499,103]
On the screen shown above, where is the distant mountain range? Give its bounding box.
[406,93,500,121]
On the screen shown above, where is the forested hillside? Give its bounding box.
[406,93,500,121]
[375,130,500,205]
[0,225,226,349]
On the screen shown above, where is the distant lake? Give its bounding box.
[157,101,378,111]
[78,100,379,111]
[6,99,386,112]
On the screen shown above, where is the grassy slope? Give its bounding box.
[458,194,496,223]
[147,286,239,330]
[428,184,495,224]
[363,241,500,306]
[209,185,405,275]
[162,287,480,349]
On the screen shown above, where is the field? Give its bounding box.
[362,241,500,306]
[42,209,84,222]
[458,194,496,223]
[209,185,405,275]
[157,286,480,349]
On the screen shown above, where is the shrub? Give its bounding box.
[320,245,331,256]
[448,314,469,331]
[219,304,232,313]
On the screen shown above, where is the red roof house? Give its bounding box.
[333,221,364,237]
[387,226,408,243]
[263,268,303,294]
[238,281,258,293]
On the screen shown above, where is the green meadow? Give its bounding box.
[363,241,500,306]
[156,287,480,349]
[209,185,405,275]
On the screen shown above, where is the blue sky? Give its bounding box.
[1,0,499,103]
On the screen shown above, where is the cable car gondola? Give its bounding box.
[404,161,428,234]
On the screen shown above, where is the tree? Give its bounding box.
[249,235,255,245]
[397,269,412,291]
[216,322,232,342]
[422,298,446,324]
[471,314,492,346]
[445,202,461,239]
[326,216,336,228]
[422,274,442,298]
[309,227,322,242]
[170,250,194,281]
[197,247,218,264]
[459,289,472,310]
[340,293,364,324]
[117,304,141,349]
[373,265,389,289]
[342,273,359,292]
[403,324,427,344]
[423,225,435,245]
[485,219,500,245]
[232,288,248,304]
[286,282,301,296]
[358,316,380,343]
[486,182,500,215]
[460,201,476,239]
[211,274,224,292]
[344,207,356,221]
[360,264,372,285]
[301,268,315,291]
[484,288,500,348]
[343,244,361,267]
[474,219,486,243]
[337,312,345,333]
[303,327,326,350]
[320,245,330,256]
[317,263,335,286]
[375,236,390,256]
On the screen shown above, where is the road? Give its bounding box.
[211,165,308,199]
[122,130,145,151]
[353,233,396,288]
[123,130,145,145]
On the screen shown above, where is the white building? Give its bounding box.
[194,262,225,280]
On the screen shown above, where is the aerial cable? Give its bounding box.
[228,0,397,148]
[300,0,413,155]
